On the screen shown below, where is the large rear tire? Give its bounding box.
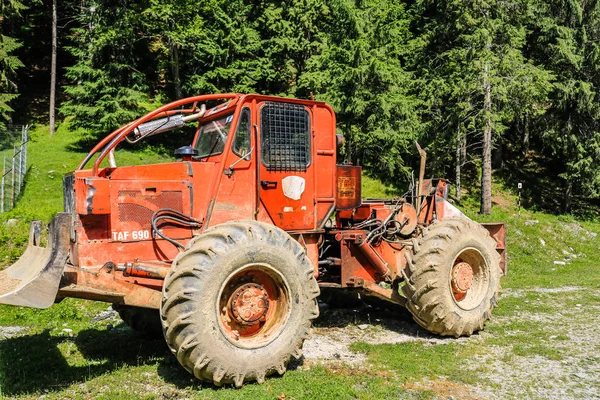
[161,221,319,387]
[402,218,501,337]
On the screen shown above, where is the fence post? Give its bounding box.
[11,145,16,210]
[0,126,29,214]
[15,149,20,198]
[18,137,23,197]
[1,157,4,213]
[22,126,27,184]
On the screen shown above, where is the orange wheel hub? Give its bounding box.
[230,283,270,325]
[451,261,473,301]
[218,265,290,348]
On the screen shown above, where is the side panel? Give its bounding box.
[481,222,508,275]
[73,162,216,267]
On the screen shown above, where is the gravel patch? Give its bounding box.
[500,286,584,299]
[302,333,367,365]
[0,325,27,339]
[303,306,474,365]
[468,288,600,399]
[471,349,599,399]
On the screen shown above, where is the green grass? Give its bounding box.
[0,123,599,398]
[361,174,401,198]
[349,341,469,382]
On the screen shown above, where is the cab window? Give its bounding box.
[195,113,234,158]
[233,108,251,158]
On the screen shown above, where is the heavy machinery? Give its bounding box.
[0,93,506,387]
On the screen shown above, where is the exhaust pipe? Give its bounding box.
[415,142,427,213]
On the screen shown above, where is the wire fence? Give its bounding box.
[0,125,28,213]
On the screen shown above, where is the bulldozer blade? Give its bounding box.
[0,213,72,309]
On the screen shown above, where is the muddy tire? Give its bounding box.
[402,218,501,337]
[113,304,163,338]
[161,220,319,387]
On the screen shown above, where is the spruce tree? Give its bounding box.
[301,0,424,186]
[61,0,152,137]
[0,0,26,130]
[413,0,552,213]
[527,0,600,210]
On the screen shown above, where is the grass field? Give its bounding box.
[0,124,598,399]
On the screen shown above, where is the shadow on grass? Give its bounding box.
[0,327,177,396]
[314,289,443,341]
[0,296,452,395]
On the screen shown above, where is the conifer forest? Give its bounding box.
[1,0,599,216]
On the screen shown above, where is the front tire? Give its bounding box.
[161,221,319,387]
[402,218,501,337]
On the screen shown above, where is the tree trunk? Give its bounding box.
[480,61,493,215]
[523,113,529,155]
[170,43,182,99]
[455,125,462,202]
[564,180,572,213]
[49,0,57,135]
[461,129,467,163]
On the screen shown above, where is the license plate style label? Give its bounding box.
[112,230,152,241]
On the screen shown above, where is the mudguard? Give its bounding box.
[0,213,71,308]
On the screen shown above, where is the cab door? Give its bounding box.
[209,106,256,226]
[257,101,315,230]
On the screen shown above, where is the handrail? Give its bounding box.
[78,93,240,175]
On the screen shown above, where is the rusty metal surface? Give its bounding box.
[345,276,406,307]
[451,261,473,301]
[397,203,418,236]
[336,165,362,210]
[333,231,397,286]
[217,266,290,347]
[120,262,169,280]
[230,283,269,325]
[481,222,508,275]
[58,265,162,309]
[0,213,71,308]
[289,233,321,278]
[354,237,391,281]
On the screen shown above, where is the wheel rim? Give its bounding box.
[217,263,291,349]
[449,247,490,310]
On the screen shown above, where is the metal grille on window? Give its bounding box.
[261,102,310,171]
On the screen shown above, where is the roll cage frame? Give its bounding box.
[77,93,242,175]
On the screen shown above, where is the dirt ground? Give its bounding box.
[303,287,600,400]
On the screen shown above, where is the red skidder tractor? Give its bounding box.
[0,94,506,386]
